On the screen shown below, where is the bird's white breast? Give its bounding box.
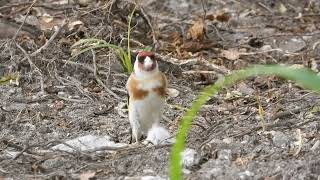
[130,91,165,133]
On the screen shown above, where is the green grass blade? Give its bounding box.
[0,73,19,85]
[126,4,136,74]
[170,64,320,180]
[70,44,121,59]
[71,38,108,48]
[123,52,133,73]
[70,5,136,74]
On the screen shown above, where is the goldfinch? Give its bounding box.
[126,51,167,143]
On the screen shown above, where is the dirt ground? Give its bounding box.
[1,0,320,179]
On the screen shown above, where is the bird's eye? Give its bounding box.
[138,56,145,63]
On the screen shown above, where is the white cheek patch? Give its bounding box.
[134,60,159,82]
[144,56,153,69]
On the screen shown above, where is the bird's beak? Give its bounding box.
[144,56,154,71]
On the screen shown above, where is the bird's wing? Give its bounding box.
[160,72,169,96]
[126,74,134,106]
[161,72,168,89]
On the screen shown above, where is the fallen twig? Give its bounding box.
[11,0,38,41]
[91,49,121,100]
[30,20,67,56]
[271,104,312,120]
[15,43,44,93]
[293,129,302,156]
[0,2,31,11]
[138,6,159,49]
[182,70,218,74]
[257,2,274,14]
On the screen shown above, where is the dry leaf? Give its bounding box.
[79,171,96,180]
[205,14,215,21]
[15,15,41,29]
[181,41,215,53]
[41,14,54,23]
[77,0,93,6]
[238,82,254,95]
[171,31,183,47]
[187,20,206,41]
[206,11,230,22]
[221,49,240,60]
[181,41,204,52]
[38,14,65,31]
[215,11,230,22]
[68,20,84,31]
[278,3,287,14]
[53,100,65,111]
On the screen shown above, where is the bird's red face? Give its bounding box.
[136,51,157,72]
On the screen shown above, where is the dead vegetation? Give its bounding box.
[1,0,320,179]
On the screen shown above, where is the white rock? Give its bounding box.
[181,148,200,168]
[260,44,273,51]
[124,176,166,180]
[57,91,65,95]
[167,88,180,98]
[142,169,155,174]
[222,137,233,144]
[238,170,254,179]
[2,151,19,158]
[141,176,167,180]
[182,168,191,174]
[51,135,127,153]
[272,131,291,148]
[278,38,306,53]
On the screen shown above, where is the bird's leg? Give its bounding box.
[129,128,133,144]
[129,118,141,143]
[129,107,142,144]
[131,125,142,144]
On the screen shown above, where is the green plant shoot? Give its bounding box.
[70,4,137,74]
[170,64,320,180]
[126,4,136,73]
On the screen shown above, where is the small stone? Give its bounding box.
[217,149,232,161]
[182,168,191,174]
[38,126,52,133]
[209,167,223,176]
[142,169,155,174]
[238,82,254,95]
[3,151,19,158]
[278,38,306,53]
[124,176,166,180]
[238,170,254,180]
[272,131,291,148]
[167,88,180,98]
[57,91,65,95]
[260,45,272,51]
[42,157,64,169]
[222,137,234,144]
[181,148,200,168]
